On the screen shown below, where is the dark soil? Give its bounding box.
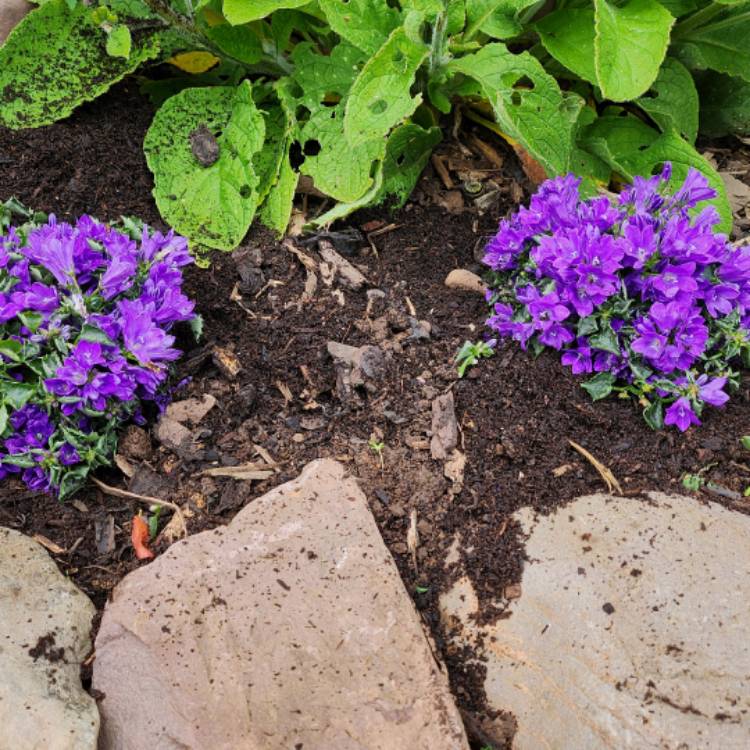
[1,81,749,747]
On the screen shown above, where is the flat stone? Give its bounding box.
[94,459,468,750]
[440,493,750,749]
[0,0,32,43]
[0,527,99,749]
[430,391,458,460]
[164,394,217,425]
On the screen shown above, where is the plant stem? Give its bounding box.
[672,2,724,38]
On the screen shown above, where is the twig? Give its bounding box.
[568,440,623,495]
[431,154,454,190]
[91,477,187,538]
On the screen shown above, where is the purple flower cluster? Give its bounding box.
[484,165,749,431]
[0,214,195,496]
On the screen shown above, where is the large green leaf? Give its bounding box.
[375,122,443,206]
[635,57,699,142]
[672,4,750,82]
[697,71,750,137]
[447,43,577,175]
[344,27,429,147]
[0,0,160,128]
[144,81,266,250]
[593,0,674,101]
[318,0,401,55]
[300,104,385,201]
[285,42,384,202]
[536,9,597,82]
[581,114,732,230]
[204,23,264,64]
[222,0,309,25]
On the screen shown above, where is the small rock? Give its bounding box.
[0,528,99,749]
[118,425,152,461]
[190,124,220,167]
[409,317,432,341]
[444,269,487,295]
[154,417,204,461]
[94,513,116,556]
[431,391,458,460]
[232,245,265,295]
[236,383,257,415]
[164,394,217,425]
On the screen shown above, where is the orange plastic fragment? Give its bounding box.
[131,515,155,560]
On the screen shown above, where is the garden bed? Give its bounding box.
[1,81,750,740]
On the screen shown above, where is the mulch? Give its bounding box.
[1,80,749,748]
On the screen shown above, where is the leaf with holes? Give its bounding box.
[222,0,309,25]
[299,104,385,201]
[144,81,266,250]
[344,27,429,147]
[447,43,576,175]
[593,0,674,101]
[318,0,402,55]
[672,4,750,82]
[254,102,293,204]
[375,122,443,206]
[0,0,161,128]
[636,57,698,142]
[697,71,750,137]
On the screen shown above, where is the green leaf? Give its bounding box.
[204,23,264,65]
[318,0,401,55]
[254,103,292,204]
[259,147,297,235]
[344,27,429,147]
[0,0,160,128]
[375,121,443,206]
[536,9,597,83]
[643,400,664,430]
[447,43,577,175]
[105,24,132,59]
[144,81,266,250]
[696,71,750,137]
[673,5,750,82]
[447,0,467,34]
[78,323,116,346]
[0,404,8,436]
[0,340,22,362]
[656,0,698,17]
[18,311,43,333]
[635,57,699,142]
[629,360,653,381]
[741,435,750,451]
[622,130,732,232]
[589,324,620,356]
[593,0,674,101]
[4,382,36,409]
[465,0,538,39]
[581,371,615,401]
[300,104,385,201]
[577,315,599,336]
[309,163,385,226]
[222,0,309,25]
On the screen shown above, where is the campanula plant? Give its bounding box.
[483,164,750,432]
[0,206,195,497]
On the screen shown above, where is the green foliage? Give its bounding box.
[2,0,748,252]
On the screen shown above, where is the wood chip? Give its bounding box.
[568,440,622,495]
[468,133,504,169]
[200,464,274,481]
[552,464,573,477]
[275,380,293,404]
[212,346,242,380]
[407,508,419,571]
[318,239,368,290]
[32,534,66,555]
[431,153,454,190]
[114,453,135,478]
